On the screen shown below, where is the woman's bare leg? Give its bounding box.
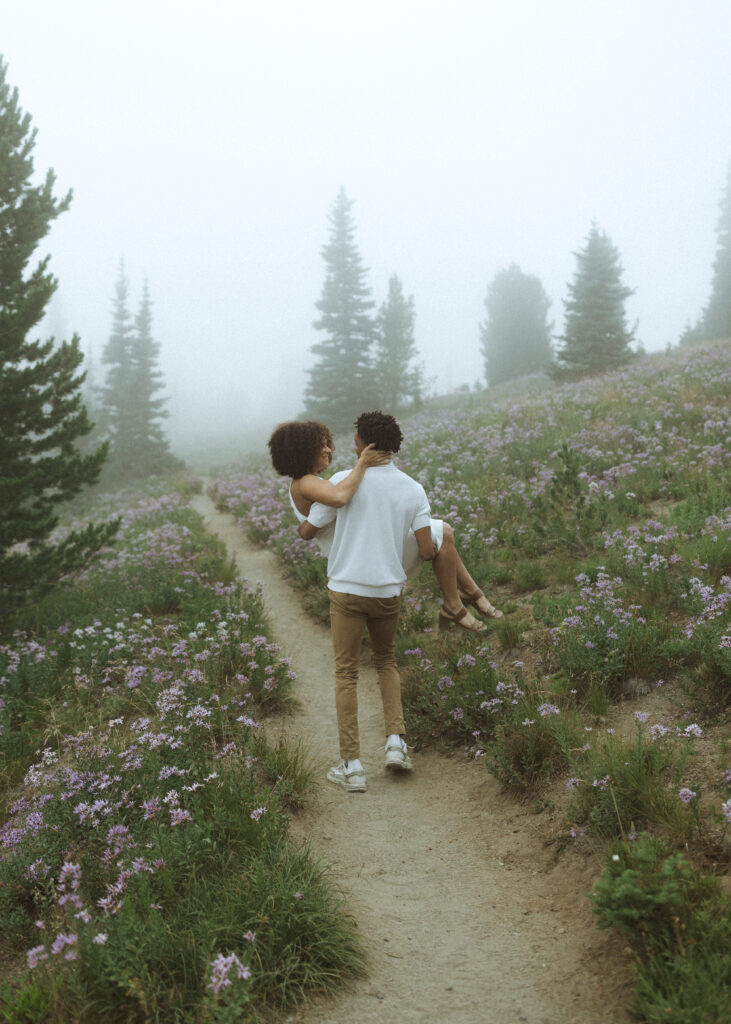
[437,524,502,618]
[430,524,483,629]
[454,553,479,594]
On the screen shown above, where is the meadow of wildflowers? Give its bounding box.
[211,342,730,1021]
[211,343,729,788]
[0,484,363,1022]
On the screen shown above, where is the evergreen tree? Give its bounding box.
[480,263,553,386]
[100,261,137,475]
[76,344,104,457]
[127,281,180,477]
[100,272,180,480]
[373,274,424,409]
[554,223,636,377]
[303,189,377,431]
[701,158,731,341]
[678,317,705,347]
[0,56,116,619]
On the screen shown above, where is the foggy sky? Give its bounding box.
[4,0,731,462]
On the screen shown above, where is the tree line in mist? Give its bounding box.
[1,49,730,617]
[302,168,731,431]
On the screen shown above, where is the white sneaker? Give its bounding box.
[327,760,367,792]
[385,737,413,772]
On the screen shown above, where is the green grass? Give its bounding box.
[567,727,696,843]
[0,480,364,1023]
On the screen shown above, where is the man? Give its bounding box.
[299,411,437,793]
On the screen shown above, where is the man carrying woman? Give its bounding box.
[267,411,501,793]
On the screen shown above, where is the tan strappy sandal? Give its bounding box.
[438,605,488,633]
[458,587,503,619]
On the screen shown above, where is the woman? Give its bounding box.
[267,420,502,633]
[267,419,385,555]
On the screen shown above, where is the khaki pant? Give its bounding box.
[329,590,405,760]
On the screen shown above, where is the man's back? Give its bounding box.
[309,462,431,598]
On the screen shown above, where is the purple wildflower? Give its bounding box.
[27,945,48,968]
[170,808,192,827]
[208,953,252,994]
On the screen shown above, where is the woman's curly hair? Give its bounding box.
[267,420,334,479]
[355,411,402,452]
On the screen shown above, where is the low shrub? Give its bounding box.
[487,697,580,793]
[592,833,731,1023]
[567,724,699,842]
[548,571,681,707]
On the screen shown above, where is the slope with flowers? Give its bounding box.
[210,341,731,1022]
[0,488,364,1021]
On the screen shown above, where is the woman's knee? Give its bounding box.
[442,522,455,545]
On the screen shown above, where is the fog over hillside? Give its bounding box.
[3,0,730,464]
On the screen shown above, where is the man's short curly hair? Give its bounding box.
[355,411,403,452]
[267,420,333,478]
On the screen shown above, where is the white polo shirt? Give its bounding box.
[307,463,431,597]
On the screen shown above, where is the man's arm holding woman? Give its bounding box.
[298,494,339,541]
[413,525,437,561]
[298,519,320,541]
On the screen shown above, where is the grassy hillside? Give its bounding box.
[211,341,731,1023]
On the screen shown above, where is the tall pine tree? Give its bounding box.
[99,262,134,470]
[127,281,180,477]
[303,189,377,431]
[373,274,423,410]
[100,269,179,480]
[701,158,731,341]
[480,264,553,386]
[554,223,636,377]
[100,261,137,476]
[0,56,115,619]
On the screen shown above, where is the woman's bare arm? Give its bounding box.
[298,444,388,508]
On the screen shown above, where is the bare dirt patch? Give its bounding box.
[191,494,632,1024]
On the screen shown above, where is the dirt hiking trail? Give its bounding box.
[191,494,631,1024]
